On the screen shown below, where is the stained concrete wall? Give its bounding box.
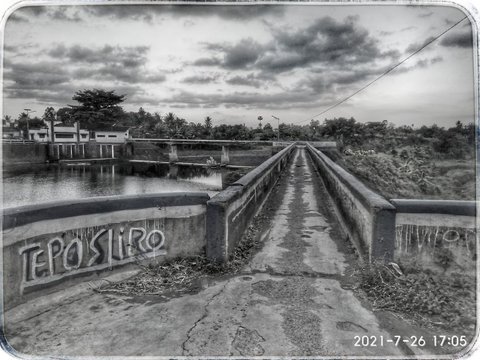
[2,193,209,309]
[391,199,476,272]
[306,143,396,262]
[3,143,48,166]
[48,142,128,159]
[206,143,296,262]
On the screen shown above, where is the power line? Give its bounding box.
[298,15,468,124]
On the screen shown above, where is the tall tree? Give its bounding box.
[56,107,73,124]
[69,89,126,129]
[43,107,56,124]
[2,115,12,127]
[204,116,213,139]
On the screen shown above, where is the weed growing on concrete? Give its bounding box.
[94,218,265,296]
[357,261,476,333]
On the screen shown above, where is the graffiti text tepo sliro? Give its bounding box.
[19,226,166,287]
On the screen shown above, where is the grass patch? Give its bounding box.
[356,261,476,333]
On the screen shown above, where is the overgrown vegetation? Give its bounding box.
[94,217,265,296]
[338,144,475,200]
[356,261,476,333]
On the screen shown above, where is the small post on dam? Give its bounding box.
[169,144,179,163]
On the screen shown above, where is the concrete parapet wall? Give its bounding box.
[206,143,296,262]
[391,199,476,272]
[391,199,476,217]
[306,143,396,261]
[308,141,337,149]
[2,193,209,309]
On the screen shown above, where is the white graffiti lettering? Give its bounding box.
[19,225,166,287]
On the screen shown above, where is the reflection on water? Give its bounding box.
[3,163,225,208]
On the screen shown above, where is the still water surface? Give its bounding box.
[3,163,224,208]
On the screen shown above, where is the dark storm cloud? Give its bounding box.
[200,38,264,69]
[263,16,395,70]
[415,59,429,68]
[444,18,456,25]
[3,60,70,87]
[7,6,80,23]
[3,43,166,106]
[304,51,442,94]
[196,16,399,76]
[4,44,19,52]
[44,43,167,83]
[83,5,154,22]
[306,77,332,93]
[405,36,436,53]
[5,88,73,104]
[225,74,264,88]
[49,7,82,22]
[379,30,394,36]
[73,66,166,84]
[193,57,222,66]
[161,89,326,109]
[48,44,150,68]
[305,66,388,94]
[83,4,284,22]
[5,83,143,107]
[440,30,473,48]
[181,74,219,84]
[418,11,434,18]
[430,56,443,65]
[222,39,263,69]
[6,13,28,23]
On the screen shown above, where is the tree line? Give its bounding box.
[3,89,475,158]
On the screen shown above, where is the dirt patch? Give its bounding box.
[232,326,266,356]
[252,278,318,303]
[251,277,325,355]
[283,309,325,355]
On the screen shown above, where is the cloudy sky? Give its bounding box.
[2,4,475,128]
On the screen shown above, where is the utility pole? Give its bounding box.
[272,115,280,141]
[23,108,35,140]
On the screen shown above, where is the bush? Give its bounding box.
[357,262,475,329]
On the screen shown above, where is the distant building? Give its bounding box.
[2,127,22,140]
[91,127,130,144]
[28,128,49,142]
[18,121,129,146]
[49,122,90,143]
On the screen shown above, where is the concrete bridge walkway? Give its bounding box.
[4,147,404,357]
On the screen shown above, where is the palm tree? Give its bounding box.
[204,116,213,139]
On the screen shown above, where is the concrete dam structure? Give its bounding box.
[1,142,476,357]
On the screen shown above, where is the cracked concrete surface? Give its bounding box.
[3,147,405,357]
